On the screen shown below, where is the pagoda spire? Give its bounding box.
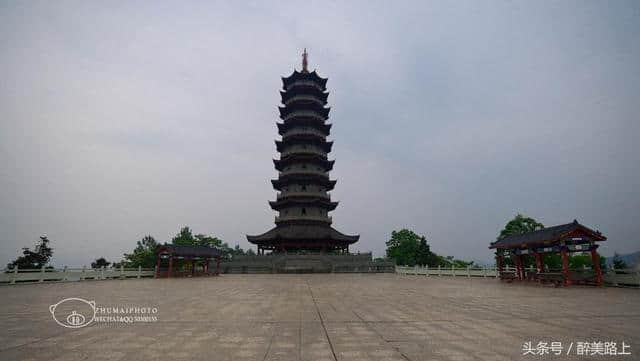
[302,48,309,73]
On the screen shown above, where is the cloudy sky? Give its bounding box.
[1,1,639,267]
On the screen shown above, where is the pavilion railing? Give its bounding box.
[395,265,499,278]
[395,265,640,287]
[0,265,155,285]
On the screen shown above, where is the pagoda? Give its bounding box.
[247,50,359,254]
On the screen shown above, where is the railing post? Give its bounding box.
[425,265,429,277]
[120,264,124,279]
[154,264,159,279]
[438,265,441,277]
[101,266,105,280]
[81,265,86,281]
[63,265,68,281]
[11,266,18,284]
[414,265,418,275]
[467,266,470,278]
[452,264,455,277]
[137,265,141,279]
[39,265,45,282]
[483,266,487,278]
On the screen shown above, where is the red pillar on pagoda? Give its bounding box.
[591,247,604,286]
[561,248,572,286]
[168,255,173,278]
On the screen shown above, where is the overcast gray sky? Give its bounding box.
[1,0,639,267]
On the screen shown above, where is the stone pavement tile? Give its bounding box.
[0,274,639,361]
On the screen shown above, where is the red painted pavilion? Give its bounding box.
[155,244,221,278]
[489,220,606,286]
[247,50,359,254]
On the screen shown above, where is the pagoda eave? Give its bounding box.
[277,121,331,135]
[273,157,334,171]
[247,225,359,245]
[269,199,338,211]
[271,177,336,191]
[275,139,333,153]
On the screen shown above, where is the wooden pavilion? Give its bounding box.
[489,220,606,286]
[155,244,221,278]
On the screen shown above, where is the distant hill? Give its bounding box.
[605,251,640,268]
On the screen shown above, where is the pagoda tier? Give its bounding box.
[247,53,359,254]
[280,88,328,105]
[274,154,334,171]
[275,137,333,153]
[279,103,330,119]
[269,198,338,211]
[277,120,331,136]
[271,174,336,191]
[281,70,328,90]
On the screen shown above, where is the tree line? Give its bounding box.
[7,215,632,270]
[6,227,255,269]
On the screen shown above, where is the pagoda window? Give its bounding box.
[301,185,307,191]
[302,164,307,169]
[301,208,307,216]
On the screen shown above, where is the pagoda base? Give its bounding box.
[215,253,394,274]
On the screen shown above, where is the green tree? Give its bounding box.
[568,253,592,269]
[172,226,195,245]
[123,235,159,268]
[7,236,53,269]
[91,257,111,269]
[386,229,421,266]
[498,213,544,240]
[386,229,443,266]
[497,214,544,267]
[613,253,628,269]
[232,244,245,256]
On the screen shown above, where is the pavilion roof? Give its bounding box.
[489,220,606,250]
[157,244,221,258]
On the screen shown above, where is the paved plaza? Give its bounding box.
[0,274,638,361]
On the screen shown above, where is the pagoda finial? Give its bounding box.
[302,48,309,73]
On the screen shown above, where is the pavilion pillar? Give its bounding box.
[534,253,543,273]
[168,255,173,278]
[496,253,504,276]
[561,248,572,286]
[204,258,209,274]
[216,257,220,276]
[515,254,524,280]
[155,256,161,278]
[590,247,603,286]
